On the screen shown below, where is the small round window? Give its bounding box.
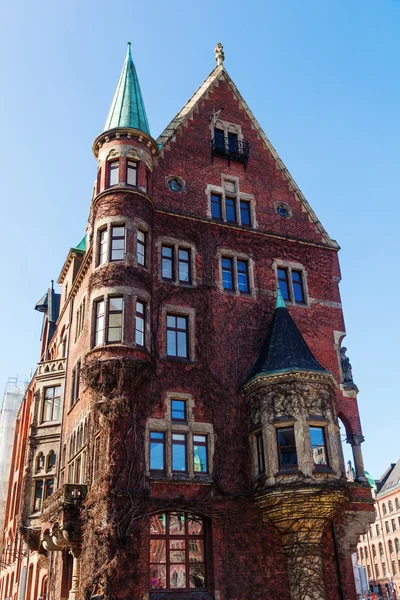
[276,203,290,218]
[167,178,183,192]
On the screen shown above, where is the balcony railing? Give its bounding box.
[211,138,250,169]
[37,357,66,379]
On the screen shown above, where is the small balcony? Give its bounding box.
[37,357,66,379]
[41,484,87,552]
[211,137,250,169]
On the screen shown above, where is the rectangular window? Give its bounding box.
[277,427,297,467]
[172,433,187,472]
[376,524,380,536]
[278,268,290,301]
[137,230,146,266]
[75,456,82,483]
[225,197,236,223]
[167,315,188,359]
[386,521,390,534]
[237,260,249,293]
[45,479,54,500]
[292,270,305,303]
[393,561,397,575]
[135,301,145,346]
[162,246,174,279]
[42,386,61,422]
[150,432,165,472]
[240,200,251,226]
[222,257,234,290]
[392,518,396,531]
[171,400,186,422]
[214,128,225,150]
[211,194,222,220]
[127,160,138,186]
[193,435,208,473]
[95,300,105,346]
[309,426,328,466]
[107,297,123,343]
[228,132,238,153]
[110,225,125,261]
[33,480,43,512]
[70,361,81,407]
[256,432,265,474]
[108,161,119,186]
[98,229,108,265]
[178,249,191,283]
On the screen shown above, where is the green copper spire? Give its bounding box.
[276,286,286,309]
[104,43,150,135]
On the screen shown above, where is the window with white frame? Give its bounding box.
[137,229,147,266]
[96,223,126,266]
[94,296,123,346]
[135,300,146,347]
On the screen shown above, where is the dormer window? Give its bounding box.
[211,123,249,168]
[127,160,138,186]
[108,161,119,187]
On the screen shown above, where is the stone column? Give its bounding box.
[348,434,366,481]
[68,551,81,600]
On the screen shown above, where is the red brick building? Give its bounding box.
[1,43,374,600]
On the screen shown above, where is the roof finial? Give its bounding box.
[214,42,225,66]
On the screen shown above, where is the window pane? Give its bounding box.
[109,162,119,186]
[214,128,225,149]
[177,317,187,330]
[137,231,146,266]
[169,513,185,534]
[193,443,207,473]
[178,249,189,261]
[310,427,327,465]
[162,258,173,279]
[167,315,176,328]
[172,439,186,472]
[112,226,124,238]
[188,515,203,535]
[178,262,189,283]
[150,513,166,535]
[150,565,166,589]
[171,400,186,421]
[228,132,238,152]
[222,258,233,290]
[226,198,236,223]
[277,427,297,466]
[167,330,176,356]
[292,273,305,303]
[237,260,249,293]
[109,297,122,312]
[150,433,165,470]
[278,268,290,300]
[127,162,137,186]
[189,539,204,562]
[169,540,185,563]
[169,565,186,588]
[45,478,54,499]
[211,194,222,219]
[150,540,166,563]
[240,201,251,226]
[52,395,60,421]
[189,564,205,588]
[177,331,187,358]
[135,315,144,346]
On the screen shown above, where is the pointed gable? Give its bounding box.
[156,64,337,249]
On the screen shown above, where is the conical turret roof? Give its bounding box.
[104,43,150,135]
[247,289,327,381]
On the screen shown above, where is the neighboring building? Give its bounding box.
[357,460,400,598]
[0,378,26,546]
[0,43,375,600]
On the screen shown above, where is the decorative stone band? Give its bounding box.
[243,368,338,395]
[92,127,158,158]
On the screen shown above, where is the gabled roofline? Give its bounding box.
[157,65,338,250]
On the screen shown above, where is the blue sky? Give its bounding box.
[1,0,399,479]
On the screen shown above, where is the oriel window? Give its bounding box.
[107,296,123,343]
[137,230,146,266]
[178,249,191,283]
[150,431,165,472]
[277,427,297,467]
[110,225,125,261]
[135,301,145,346]
[172,433,187,472]
[193,435,207,473]
[108,161,119,186]
[166,315,188,358]
[127,160,138,186]
[162,246,174,279]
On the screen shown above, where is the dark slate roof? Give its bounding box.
[378,460,400,494]
[247,302,327,381]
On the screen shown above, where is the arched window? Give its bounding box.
[383,503,387,515]
[372,544,376,558]
[360,547,364,560]
[389,540,393,554]
[396,538,400,553]
[46,451,56,470]
[149,512,205,590]
[365,546,368,559]
[379,542,384,556]
[396,498,400,511]
[389,501,393,513]
[36,453,45,472]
